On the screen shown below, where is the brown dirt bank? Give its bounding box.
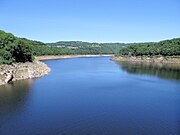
[112,56,180,64]
[36,55,113,61]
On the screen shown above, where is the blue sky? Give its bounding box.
[0,0,180,43]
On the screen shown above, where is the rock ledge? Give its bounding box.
[0,60,51,86]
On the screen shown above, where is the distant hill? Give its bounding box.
[47,41,127,54]
[1,29,179,64]
[0,30,126,64]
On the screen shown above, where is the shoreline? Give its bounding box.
[36,54,113,61]
[2,54,179,86]
[112,56,180,64]
[0,55,112,86]
[0,60,51,86]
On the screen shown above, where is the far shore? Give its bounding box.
[112,56,180,64]
[36,54,113,61]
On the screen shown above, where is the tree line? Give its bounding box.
[119,38,180,56]
[0,30,124,64]
[1,29,180,64]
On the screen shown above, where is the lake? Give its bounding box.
[0,57,180,135]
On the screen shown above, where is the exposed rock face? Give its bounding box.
[0,60,51,86]
[112,56,180,63]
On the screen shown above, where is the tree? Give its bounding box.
[11,39,34,62]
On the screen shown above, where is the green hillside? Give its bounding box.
[119,38,180,56]
[0,29,180,64]
[47,41,126,54]
[0,30,124,64]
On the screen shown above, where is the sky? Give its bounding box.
[0,0,180,43]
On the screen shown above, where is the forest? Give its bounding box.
[119,38,180,56]
[0,30,124,64]
[0,29,180,64]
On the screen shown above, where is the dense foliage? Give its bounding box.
[119,38,180,56]
[22,40,125,56]
[0,30,125,64]
[0,30,34,64]
[1,29,180,64]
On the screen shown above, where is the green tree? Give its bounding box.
[11,39,34,62]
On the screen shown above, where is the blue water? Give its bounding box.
[0,57,180,135]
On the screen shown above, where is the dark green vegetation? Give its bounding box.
[0,30,125,64]
[1,29,180,64]
[119,38,180,56]
[0,30,34,64]
[47,41,125,54]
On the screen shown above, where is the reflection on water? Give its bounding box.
[118,61,180,80]
[0,80,33,125]
[0,57,179,135]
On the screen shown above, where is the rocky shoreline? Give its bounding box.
[0,55,112,86]
[0,60,51,86]
[112,56,180,64]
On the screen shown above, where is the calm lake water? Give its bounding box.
[0,57,180,135]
